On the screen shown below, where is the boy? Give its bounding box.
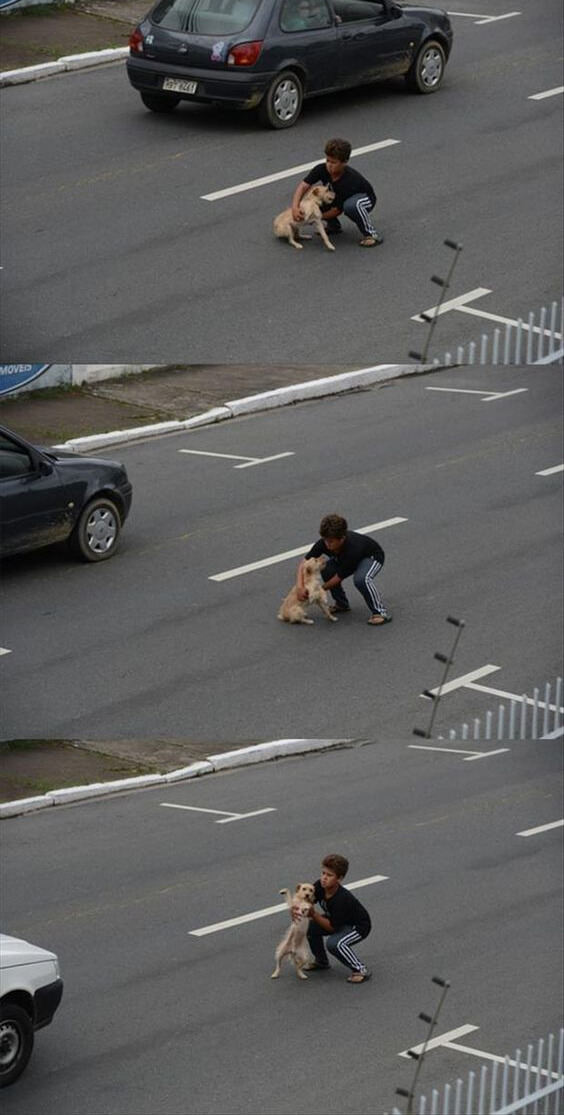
[291,137,383,248]
[296,513,392,626]
[305,854,372,983]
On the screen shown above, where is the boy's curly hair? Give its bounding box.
[322,853,349,879]
[324,138,352,163]
[319,513,348,539]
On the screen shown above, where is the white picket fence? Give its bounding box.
[433,299,563,366]
[440,678,563,740]
[389,1028,564,1115]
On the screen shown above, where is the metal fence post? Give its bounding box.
[553,678,562,732]
[532,688,540,739]
[526,313,535,362]
[537,306,547,361]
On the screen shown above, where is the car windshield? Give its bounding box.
[151,0,261,34]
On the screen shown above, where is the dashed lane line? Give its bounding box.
[189,874,389,935]
[516,819,564,837]
[209,518,408,582]
[201,140,400,201]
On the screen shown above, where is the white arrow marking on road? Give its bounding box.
[425,387,528,401]
[401,1023,562,1077]
[201,140,400,200]
[529,87,564,100]
[190,875,389,935]
[412,287,492,322]
[536,464,564,476]
[413,288,562,338]
[400,1024,479,1057]
[0,648,12,657]
[422,664,501,698]
[160,803,276,823]
[447,11,521,23]
[409,745,509,760]
[516,819,564,837]
[178,449,294,468]
[210,518,408,581]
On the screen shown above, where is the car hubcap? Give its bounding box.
[421,49,443,87]
[86,508,117,553]
[273,80,299,122]
[0,1022,20,1069]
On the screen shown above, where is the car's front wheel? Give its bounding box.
[69,497,122,562]
[0,1004,34,1088]
[140,91,181,113]
[406,39,446,93]
[258,71,303,128]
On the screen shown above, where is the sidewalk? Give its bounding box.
[0,0,147,72]
[0,364,358,445]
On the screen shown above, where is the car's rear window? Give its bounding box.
[151,0,261,34]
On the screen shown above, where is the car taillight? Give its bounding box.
[227,41,263,66]
[129,28,144,53]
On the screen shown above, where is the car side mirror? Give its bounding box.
[38,458,53,476]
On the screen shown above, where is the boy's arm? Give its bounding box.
[309,906,333,932]
[296,558,309,601]
[291,180,310,221]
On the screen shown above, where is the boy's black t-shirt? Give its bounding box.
[303,162,377,208]
[314,880,371,936]
[306,531,385,580]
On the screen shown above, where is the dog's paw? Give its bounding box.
[327,245,336,252]
[271,972,280,979]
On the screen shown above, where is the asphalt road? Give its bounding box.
[1,365,562,743]
[2,1,563,363]
[2,738,562,1114]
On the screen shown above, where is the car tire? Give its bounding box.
[258,71,303,128]
[406,39,446,93]
[0,1004,34,1088]
[69,497,122,563]
[140,91,181,113]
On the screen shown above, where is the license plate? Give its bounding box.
[162,78,197,95]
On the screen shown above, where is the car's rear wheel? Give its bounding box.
[406,39,446,93]
[0,1004,34,1088]
[140,91,181,113]
[258,71,303,128]
[69,497,122,562]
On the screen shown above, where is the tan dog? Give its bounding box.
[277,555,337,625]
[273,184,336,251]
[271,884,316,980]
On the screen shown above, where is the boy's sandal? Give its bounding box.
[359,235,384,247]
[367,614,393,625]
[329,603,351,614]
[304,961,330,970]
[347,970,372,983]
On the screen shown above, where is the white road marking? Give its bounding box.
[413,288,562,338]
[412,287,492,322]
[536,464,564,476]
[516,819,564,837]
[399,1024,479,1057]
[189,874,389,935]
[529,87,564,100]
[209,518,408,581]
[464,681,564,715]
[160,803,276,823]
[425,387,528,401]
[201,139,400,200]
[422,664,500,697]
[401,1024,561,1078]
[447,11,521,23]
[0,648,12,656]
[178,448,294,468]
[409,745,509,760]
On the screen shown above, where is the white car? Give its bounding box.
[0,934,63,1087]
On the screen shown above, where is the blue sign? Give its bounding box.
[0,365,51,396]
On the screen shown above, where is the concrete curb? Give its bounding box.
[52,364,432,453]
[0,739,350,817]
[0,46,128,86]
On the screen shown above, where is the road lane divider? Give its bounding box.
[189,875,389,936]
[210,519,408,582]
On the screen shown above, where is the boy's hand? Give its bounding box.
[297,588,309,602]
[292,205,304,222]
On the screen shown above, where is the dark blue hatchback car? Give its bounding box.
[126,0,453,128]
